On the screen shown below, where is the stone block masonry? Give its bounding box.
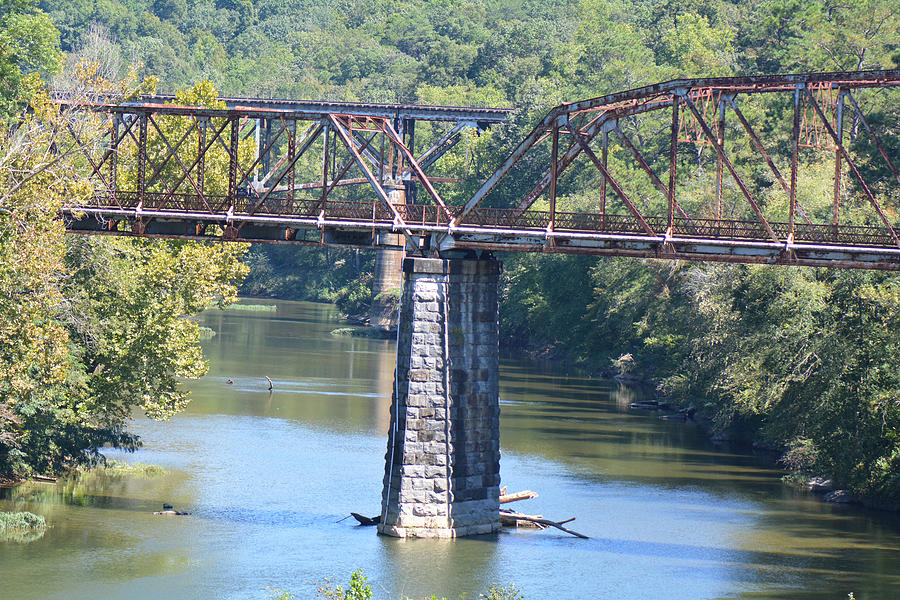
[378,257,502,538]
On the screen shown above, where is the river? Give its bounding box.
[2,300,900,599]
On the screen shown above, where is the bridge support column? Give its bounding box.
[379,257,502,538]
[368,182,406,329]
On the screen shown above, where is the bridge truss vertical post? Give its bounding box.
[790,84,802,239]
[715,96,725,220]
[833,89,844,228]
[668,95,679,235]
[549,122,559,231]
[262,118,273,180]
[110,115,119,199]
[321,121,330,197]
[197,117,207,199]
[405,118,417,204]
[287,119,295,210]
[379,257,502,538]
[600,129,608,230]
[137,113,148,210]
[228,116,239,210]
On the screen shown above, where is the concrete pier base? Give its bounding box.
[368,246,404,329]
[378,257,502,538]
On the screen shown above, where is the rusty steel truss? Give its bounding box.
[61,70,900,269]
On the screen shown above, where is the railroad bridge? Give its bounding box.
[58,69,900,537]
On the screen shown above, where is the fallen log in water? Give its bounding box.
[500,510,588,539]
[499,490,538,504]
[351,512,381,526]
[500,511,546,529]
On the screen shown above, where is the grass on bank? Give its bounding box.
[95,461,168,478]
[227,303,277,312]
[0,511,47,543]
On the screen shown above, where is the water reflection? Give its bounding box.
[1,300,900,600]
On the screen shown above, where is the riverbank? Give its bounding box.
[504,331,900,514]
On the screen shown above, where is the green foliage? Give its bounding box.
[92,460,167,478]
[336,274,376,318]
[227,303,278,312]
[314,571,522,600]
[511,256,900,500]
[240,244,375,308]
[0,81,248,479]
[480,584,524,600]
[63,236,248,421]
[0,0,60,116]
[318,570,373,600]
[0,510,46,543]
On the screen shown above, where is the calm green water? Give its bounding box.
[3,300,900,599]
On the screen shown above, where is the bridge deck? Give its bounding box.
[66,196,900,270]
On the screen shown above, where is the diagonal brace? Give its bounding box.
[683,95,779,243]
[383,119,454,221]
[805,89,900,246]
[844,90,900,188]
[725,95,812,225]
[613,125,696,225]
[572,131,656,236]
[329,115,419,250]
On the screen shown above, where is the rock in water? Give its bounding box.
[806,477,834,494]
[154,503,190,516]
[823,490,856,504]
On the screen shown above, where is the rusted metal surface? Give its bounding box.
[58,69,900,269]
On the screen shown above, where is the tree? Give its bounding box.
[0,79,248,478]
[0,0,61,116]
[0,81,108,475]
[63,236,248,422]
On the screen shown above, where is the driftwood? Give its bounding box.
[500,510,588,539]
[351,512,381,526]
[265,376,274,391]
[500,511,546,528]
[347,488,585,538]
[500,490,538,504]
[31,475,57,483]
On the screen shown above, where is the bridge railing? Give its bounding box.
[84,188,900,249]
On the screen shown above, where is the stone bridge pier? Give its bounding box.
[368,182,406,330]
[378,256,502,538]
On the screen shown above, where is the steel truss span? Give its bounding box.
[60,69,900,270]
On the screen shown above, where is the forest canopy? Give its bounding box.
[2,0,900,503]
